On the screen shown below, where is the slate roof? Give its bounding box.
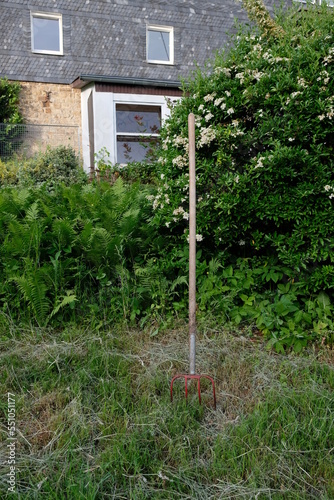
[0,0,287,86]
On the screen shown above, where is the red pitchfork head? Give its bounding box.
[170,374,216,409]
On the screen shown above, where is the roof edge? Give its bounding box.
[71,74,183,89]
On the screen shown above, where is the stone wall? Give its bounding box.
[16,82,82,156]
[19,82,81,126]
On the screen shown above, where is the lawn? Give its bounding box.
[1,319,333,498]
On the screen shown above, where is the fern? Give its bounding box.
[25,200,39,222]
[52,218,76,249]
[11,267,50,324]
[50,291,77,319]
[171,275,188,292]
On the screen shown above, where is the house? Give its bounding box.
[0,0,285,174]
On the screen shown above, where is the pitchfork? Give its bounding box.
[170,113,216,409]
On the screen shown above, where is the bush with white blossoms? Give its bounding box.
[151,4,334,294]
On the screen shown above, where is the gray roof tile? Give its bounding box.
[0,0,289,85]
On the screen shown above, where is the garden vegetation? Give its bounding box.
[0,4,333,498]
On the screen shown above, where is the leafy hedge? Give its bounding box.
[0,146,87,188]
[148,5,334,350]
[0,78,24,157]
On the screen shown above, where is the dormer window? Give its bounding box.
[147,26,174,65]
[31,12,63,55]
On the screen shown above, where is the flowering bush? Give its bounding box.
[152,4,334,296]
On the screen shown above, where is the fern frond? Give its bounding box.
[25,201,40,222]
[11,269,50,324]
[208,258,222,275]
[50,292,77,318]
[171,275,188,292]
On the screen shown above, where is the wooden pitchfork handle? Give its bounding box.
[169,113,217,409]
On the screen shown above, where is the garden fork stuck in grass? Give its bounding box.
[170,113,216,409]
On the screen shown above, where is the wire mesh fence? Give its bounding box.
[0,123,81,159]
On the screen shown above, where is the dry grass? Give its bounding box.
[0,321,333,498]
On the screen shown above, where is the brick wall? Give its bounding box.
[15,82,82,156]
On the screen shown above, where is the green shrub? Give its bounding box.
[0,157,21,185]
[0,78,22,124]
[147,4,334,349]
[153,5,334,286]
[0,78,24,157]
[18,145,87,187]
[0,146,87,188]
[95,146,159,185]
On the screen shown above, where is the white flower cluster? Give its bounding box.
[214,67,231,78]
[290,91,302,99]
[253,44,262,52]
[162,138,171,150]
[262,50,290,64]
[205,112,214,122]
[254,156,265,169]
[253,155,273,170]
[286,91,302,105]
[324,185,334,199]
[186,234,204,243]
[172,154,188,169]
[152,190,170,210]
[173,134,188,152]
[317,70,330,85]
[214,97,225,106]
[297,77,308,88]
[173,206,189,220]
[197,125,217,148]
[235,72,245,84]
[318,96,334,121]
[204,92,217,102]
[323,47,334,66]
[235,69,264,84]
[272,56,290,63]
[229,119,244,137]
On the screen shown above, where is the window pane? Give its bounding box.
[116,105,161,134]
[117,136,159,163]
[147,30,170,62]
[33,17,60,52]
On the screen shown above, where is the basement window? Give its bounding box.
[147,26,174,64]
[31,12,63,55]
[116,104,161,163]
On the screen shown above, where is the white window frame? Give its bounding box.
[31,12,63,55]
[82,90,179,172]
[115,102,162,164]
[293,0,333,5]
[146,25,174,65]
